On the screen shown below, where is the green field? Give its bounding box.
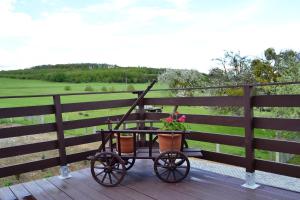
[0,78,298,164]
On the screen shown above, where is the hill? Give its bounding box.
[0,63,165,83]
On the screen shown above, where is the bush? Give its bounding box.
[64,86,71,91]
[126,84,135,91]
[101,86,108,92]
[84,85,94,91]
[109,86,115,92]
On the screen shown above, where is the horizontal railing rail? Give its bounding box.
[0,84,300,180]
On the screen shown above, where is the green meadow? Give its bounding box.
[0,78,298,164]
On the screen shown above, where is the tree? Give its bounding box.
[158,69,206,97]
[251,59,278,83]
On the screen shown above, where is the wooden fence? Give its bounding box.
[0,85,300,179]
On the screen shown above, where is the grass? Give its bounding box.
[0,77,298,164]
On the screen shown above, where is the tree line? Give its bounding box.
[0,63,165,83]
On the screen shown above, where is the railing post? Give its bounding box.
[136,91,146,143]
[242,85,259,189]
[53,95,71,179]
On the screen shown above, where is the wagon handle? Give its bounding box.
[96,80,157,152]
[114,79,157,130]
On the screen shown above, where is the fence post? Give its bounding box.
[53,95,71,179]
[136,91,146,143]
[242,85,259,189]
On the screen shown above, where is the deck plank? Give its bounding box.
[189,168,300,200]
[77,169,155,200]
[0,187,17,200]
[48,175,112,200]
[34,179,72,200]
[9,183,36,200]
[1,159,299,200]
[22,181,54,200]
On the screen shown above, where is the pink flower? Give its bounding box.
[178,115,186,122]
[165,117,173,123]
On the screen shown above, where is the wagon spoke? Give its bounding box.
[94,166,105,170]
[160,169,169,176]
[172,170,176,181]
[95,171,105,177]
[166,170,171,181]
[175,168,184,177]
[101,172,108,183]
[108,173,113,184]
[111,171,119,181]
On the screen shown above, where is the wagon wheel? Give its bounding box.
[154,151,190,183]
[91,152,126,187]
[151,136,189,163]
[116,158,136,171]
[152,135,189,148]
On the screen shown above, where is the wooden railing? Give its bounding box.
[0,85,300,179]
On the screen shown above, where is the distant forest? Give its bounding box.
[0,63,165,83]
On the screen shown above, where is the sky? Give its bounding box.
[0,0,300,72]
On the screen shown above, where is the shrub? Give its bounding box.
[126,84,135,91]
[101,86,108,92]
[64,86,71,91]
[109,86,115,92]
[84,85,94,91]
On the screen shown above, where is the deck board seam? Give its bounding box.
[44,179,75,200]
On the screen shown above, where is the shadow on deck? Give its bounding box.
[1,160,299,200]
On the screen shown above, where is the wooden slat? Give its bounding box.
[0,105,54,119]
[63,113,138,130]
[145,113,244,127]
[0,187,17,200]
[255,159,300,178]
[254,138,300,154]
[201,150,246,167]
[65,134,102,147]
[187,131,245,147]
[0,123,56,139]
[0,140,58,159]
[62,98,136,112]
[253,95,300,107]
[66,150,97,163]
[0,157,60,178]
[34,179,71,200]
[254,117,300,131]
[144,96,243,107]
[9,184,36,200]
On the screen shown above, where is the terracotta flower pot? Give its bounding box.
[117,135,134,154]
[158,134,182,152]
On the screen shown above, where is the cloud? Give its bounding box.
[0,0,300,72]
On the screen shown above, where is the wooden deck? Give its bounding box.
[1,160,299,200]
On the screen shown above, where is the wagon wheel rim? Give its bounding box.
[154,151,190,183]
[91,152,126,187]
[116,158,135,170]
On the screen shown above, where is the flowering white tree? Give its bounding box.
[158,69,206,97]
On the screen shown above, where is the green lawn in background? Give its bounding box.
[0,77,298,164]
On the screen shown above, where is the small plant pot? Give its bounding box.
[117,135,134,154]
[158,134,182,152]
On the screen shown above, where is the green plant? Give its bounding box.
[3,180,13,187]
[126,84,135,91]
[64,85,71,91]
[109,86,115,92]
[84,85,94,91]
[161,113,187,131]
[101,86,108,92]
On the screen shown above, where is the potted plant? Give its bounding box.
[116,133,134,154]
[158,113,187,152]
